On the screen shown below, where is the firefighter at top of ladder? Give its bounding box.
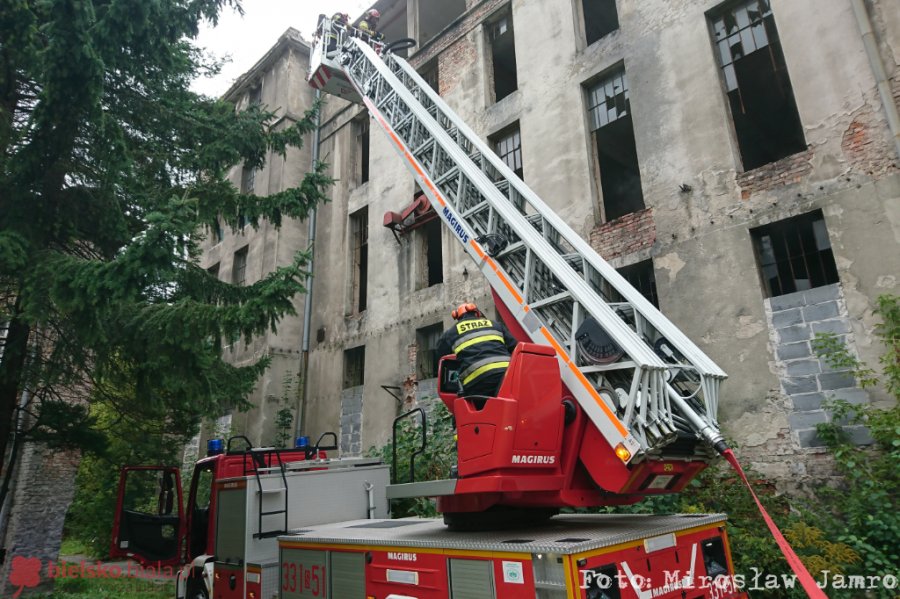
[358,9,384,43]
[326,12,350,56]
[436,303,518,400]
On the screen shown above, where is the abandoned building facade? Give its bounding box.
[198,0,900,488]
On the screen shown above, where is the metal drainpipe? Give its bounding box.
[297,90,322,438]
[851,0,900,160]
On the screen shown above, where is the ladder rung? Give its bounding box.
[260,509,287,516]
[529,291,572,310]
[258,488,285,495]
[579,361,637,373]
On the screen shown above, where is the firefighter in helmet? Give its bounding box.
[437,303,519,399]
[326,12,350,55]
[358,8,384,42]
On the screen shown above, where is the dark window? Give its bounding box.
[618,260,659,308]
[488,13,518,102]
[416,323,444,380]
[241,165,255,195]
[207,263,220,279]
[351,207,369,312]
[232,246,248,286]
[711,0,806,170]
[421,61,440,93]
[211,218,224,244]
[248,83,262,106]
[587,69,645,221]
[700,537,730,580]
[750,210,839,298]
[582,0,619,45]
[343,346,365,388]
[358,118,370,184]
[491,124,523,180]
[421,219,443,287]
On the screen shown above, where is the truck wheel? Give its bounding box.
[185,576,209,599]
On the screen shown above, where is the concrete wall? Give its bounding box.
[204,0,899,489]
[199,32,316,447]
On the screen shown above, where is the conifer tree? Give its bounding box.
[0,0,331,508]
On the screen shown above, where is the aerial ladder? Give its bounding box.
[308,19,729,520]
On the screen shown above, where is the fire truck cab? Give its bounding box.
[111,435,390,599]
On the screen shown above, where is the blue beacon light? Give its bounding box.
[207,438,224,456]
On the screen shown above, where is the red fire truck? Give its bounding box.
[110,435,390,599]
[277,514,742,599]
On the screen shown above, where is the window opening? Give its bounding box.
[416,323,444,380]
[491,124,524,180]
[350,207,369,312]
[241,165,255,195]
[358,118,370,184]
[587,69,645,221]
[711,0,806,170]
[422,219,443,287]
[232,246,248,286]
[488,13,518,102]
[618,260,659,308]
[582,0,619,45]
[343,346,366,388]
[750,210,839,298]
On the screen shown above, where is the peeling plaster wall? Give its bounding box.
[201,1,899,490]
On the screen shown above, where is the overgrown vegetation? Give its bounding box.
[0,0,332,530]
[376,295,898,598]
[37,574,174,599]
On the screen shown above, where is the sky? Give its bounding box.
[192,0,375,97]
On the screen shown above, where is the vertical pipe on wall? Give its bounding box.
[297,90,322,437]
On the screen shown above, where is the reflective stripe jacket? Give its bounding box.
[436,314,519,388]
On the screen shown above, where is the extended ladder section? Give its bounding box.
[313,27,727,464]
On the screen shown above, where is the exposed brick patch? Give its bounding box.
[437,38,477,97]
[736,149,814,200]
[410,0,506,70]
[589,208,656,261]
[841,100,899,177]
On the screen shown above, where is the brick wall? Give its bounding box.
[765,284,871,448]
[589,208,656,260]
[0,445,80,596]
[736,149,814,200]
[340,386,364,455]
[841,100,899,178]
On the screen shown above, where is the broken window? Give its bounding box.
[586,69,645,222]
[490,124,524,180]
[618,260,659,308]
[357,118,370,185]
[417,219,443,288]
[750,210,839,298]
[350,207,369,313]
[711,0,806,170]
[582,0,619,45]
[343,346,365,388]
[416,323,444,380]
[487,12,518,102]
[417,0,465,46]
[232,246,248,286]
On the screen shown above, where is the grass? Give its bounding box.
[58,537,92,557]
[34,568,175,598]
